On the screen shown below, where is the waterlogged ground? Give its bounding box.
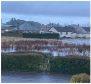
[1,36,90,45]
[62,39,90,45]
[1,38,90,56]
[1,72,71,83]
[1,38,89,83]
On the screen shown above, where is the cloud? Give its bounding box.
[1,1,90,17]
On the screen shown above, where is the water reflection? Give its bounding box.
[1,72,71,83]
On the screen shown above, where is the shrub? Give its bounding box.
[1,52,48,72]
[2,53,90,74]
[70,73,90,83]
[50,56,90,74]
[22,33,59,39]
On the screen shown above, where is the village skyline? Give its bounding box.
[2,17,90,27]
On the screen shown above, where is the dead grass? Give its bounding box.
[1,36,60,42]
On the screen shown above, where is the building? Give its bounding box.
[19,22,41,33]
[48,26,77,38]
[1,24,16,33]
[45,25,90,38]
[40,27,50,33]
[77,33,90,38]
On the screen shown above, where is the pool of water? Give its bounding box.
[1,72,71,83]
[62,39,90,45]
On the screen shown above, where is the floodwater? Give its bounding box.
[1,39,90,56]
[62,39,90,45]
[1,72,71,83]
[1,47,90,57]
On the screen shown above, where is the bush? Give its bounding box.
[22,33,59,39]
[2,53,90,74]
[50,56,90,74]
[70,73,90,83]
[1,52,48,72]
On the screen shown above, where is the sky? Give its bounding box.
[1,1,90,26]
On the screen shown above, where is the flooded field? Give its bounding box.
[62,39,90,45]
[1,37,90,83]
[1,37,90,56]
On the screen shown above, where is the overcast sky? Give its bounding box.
[1,1,90,25]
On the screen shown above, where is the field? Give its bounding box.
[1,36,90,57]
[1,36,59,42]
[1,33,90,83]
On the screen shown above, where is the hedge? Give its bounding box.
[1,52,48,72]
[1,53,90,74]
[2,31,22,37]
[49,56,90,74]
[22,33,59,39]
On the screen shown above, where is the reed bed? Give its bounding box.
[1,37,90,56]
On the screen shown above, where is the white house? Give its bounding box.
[77,33,90,38]
[83,33,90,38]
[1,24,15,33]
[48,27,77,38]
[40,25,90,38]
[48,27,60,34]
[40,28,50,33]
[70,24,90,38]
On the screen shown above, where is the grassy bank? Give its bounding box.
[1,52,50,72]
[50,56,90,74]
[1,53,90,74]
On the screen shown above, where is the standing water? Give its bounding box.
[1,72,71,83]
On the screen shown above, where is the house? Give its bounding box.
[48,27,60,33]
[47,25,90,38]
[70,24,90,38]
[40,27,51,33]
[19,22,41,33]
[77,33,90,38]
[48,26,77,38]
[83,33,90,38]
[1,24,15,33]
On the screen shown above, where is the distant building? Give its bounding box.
[1,24,16,33]
[77,33,90,38]
[48,27,77,38]
[40,27,50,33]
[19,22,41,33]
[41,25,90,38]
